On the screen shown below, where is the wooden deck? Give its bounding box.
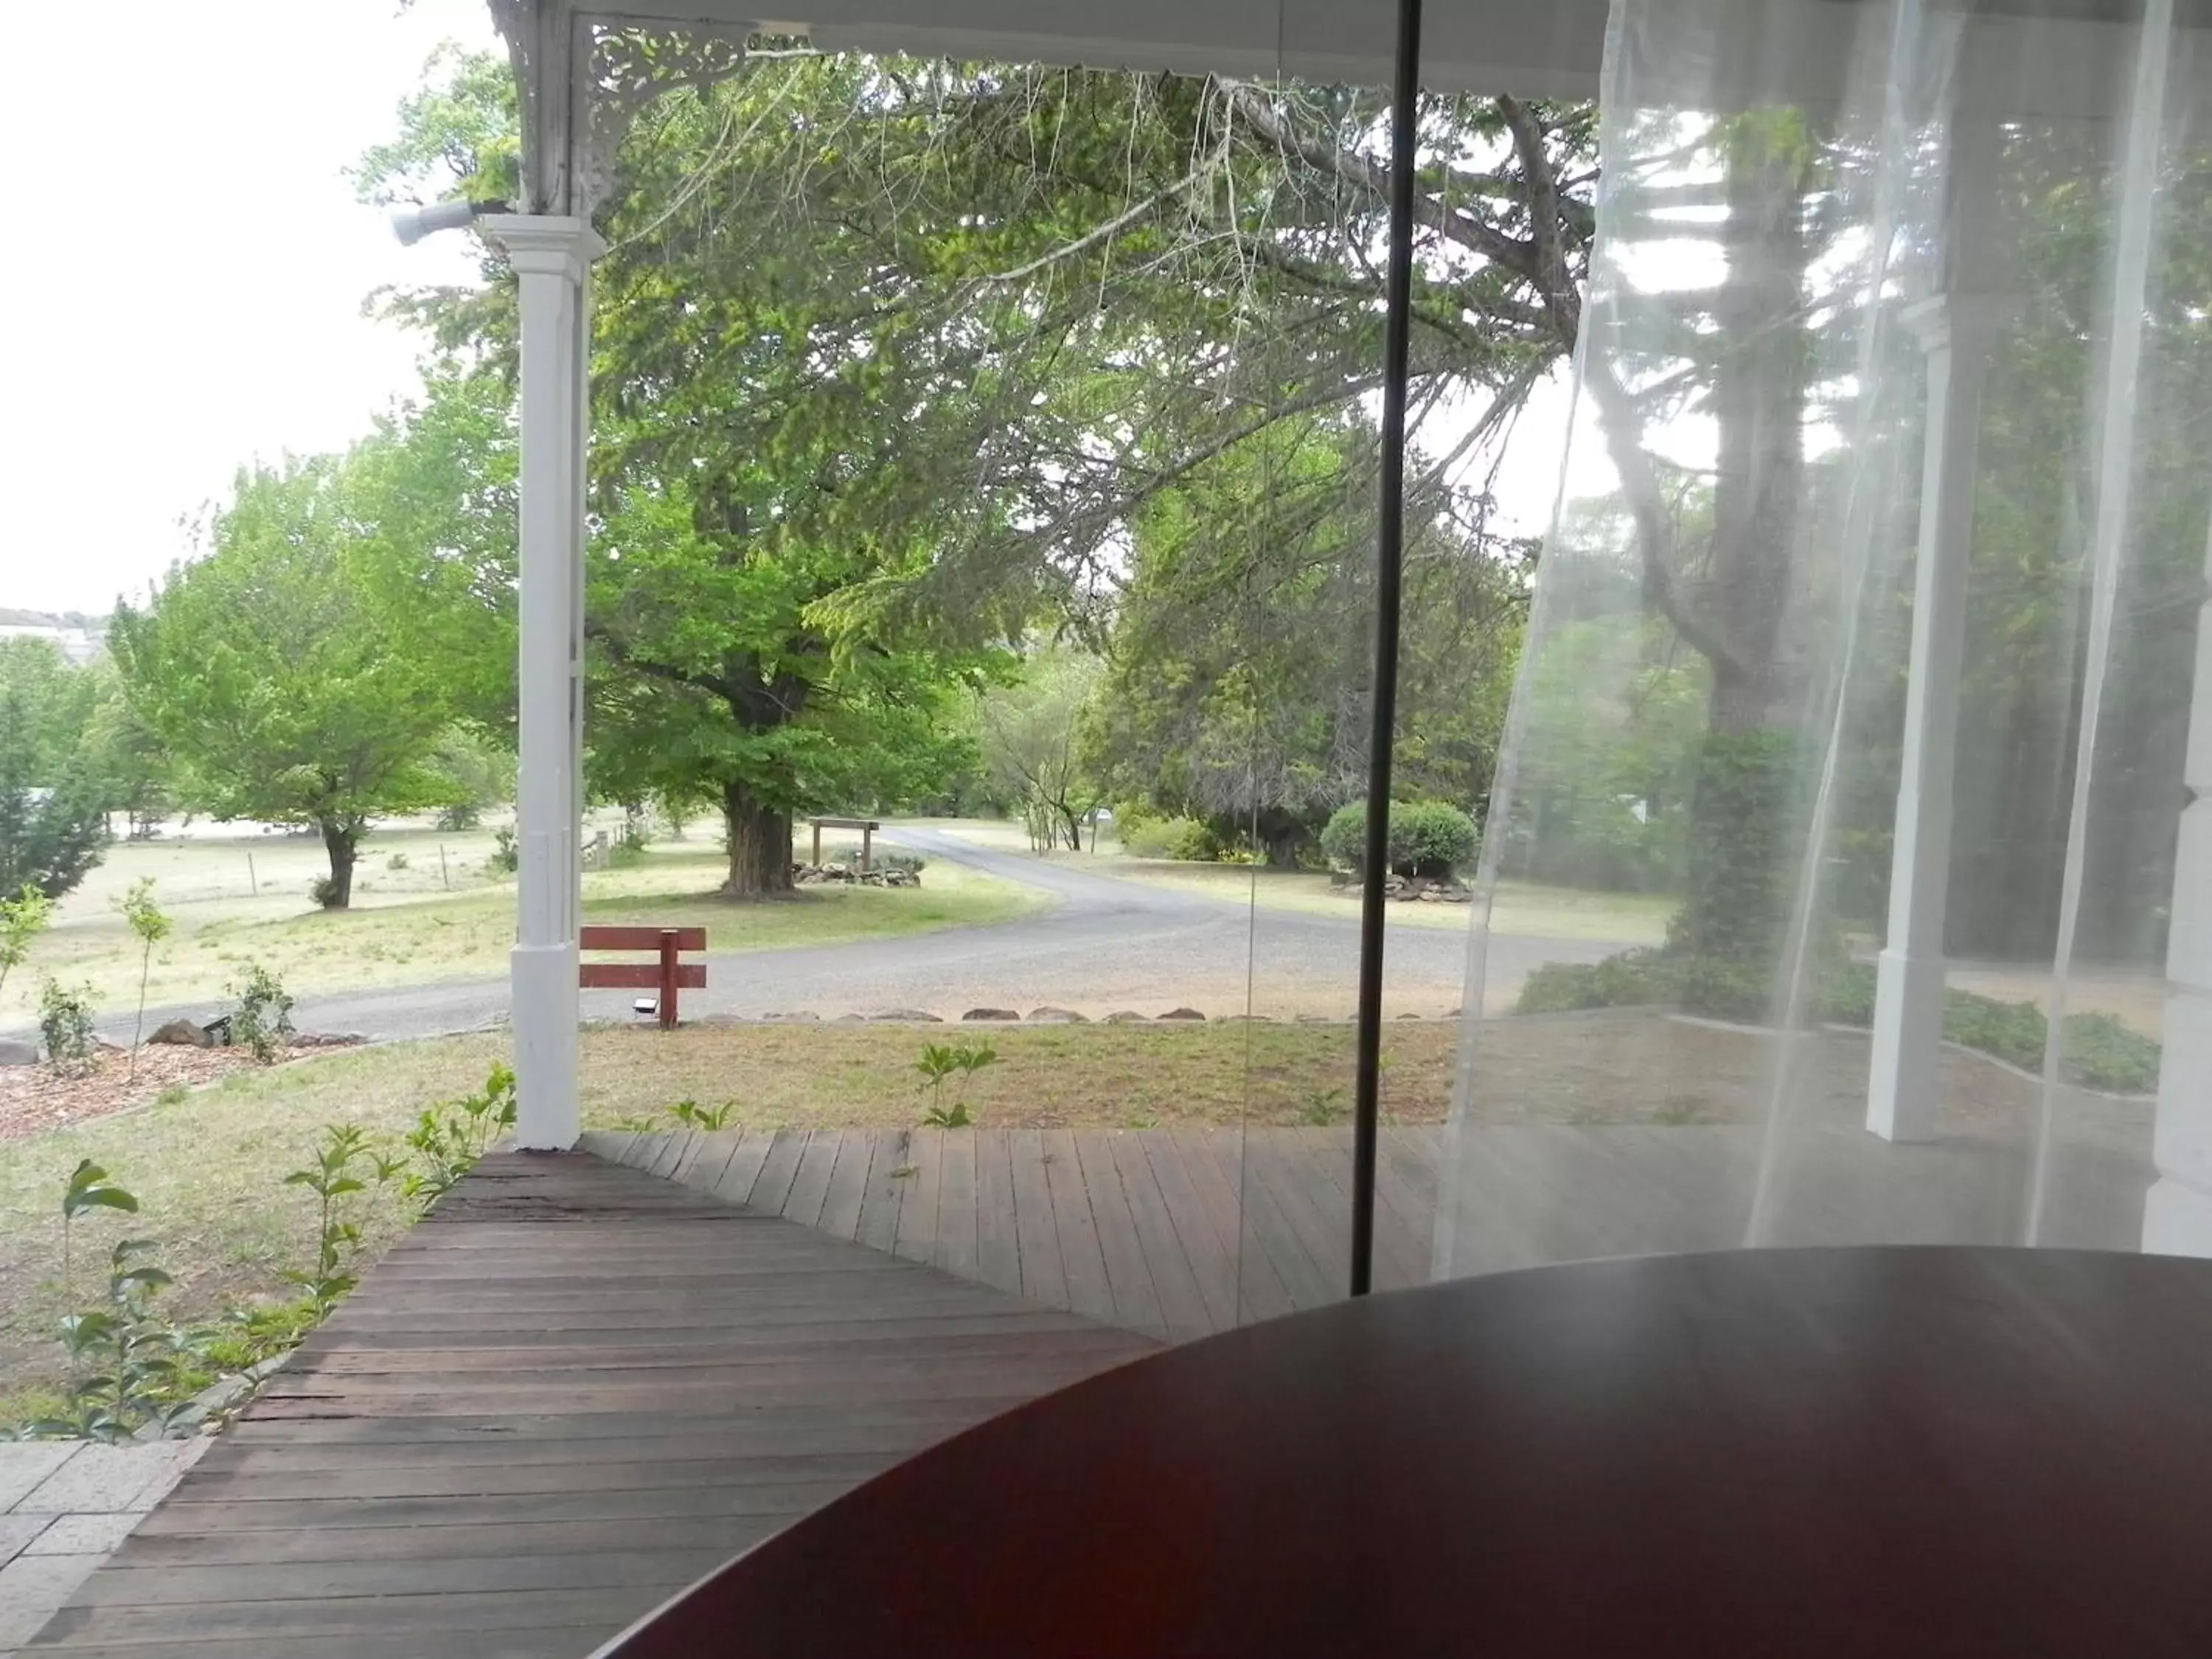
[26,1153,1155,1658]
[583,1125,1440,1338]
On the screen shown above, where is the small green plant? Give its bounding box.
[487,826,519,875]
[115,877,171,1079]
[668,1099,738,1131]
[403,1062,518,1208]
[38,978,97,1076]
[155,1082,189,1107]
[0,883,54,1001]
[385,852,410,872]
[229,962,295,1062]
[282,1126,374,1312]
[25,1162,196,1441]
[1300,1088,1343,1127]
[917,1040,996,1128]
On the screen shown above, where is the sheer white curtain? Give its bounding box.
[1437,0,2212,1276]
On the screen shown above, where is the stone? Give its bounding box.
[146,1019,212,1048]
[1026,1007,1088,1023]
[0,1037,37,1066]
[761,1011,821,1023]
[13,1442,189,1514]
[0,1514,51,1569]
[1102,1011,1149,1023]
[24,1512,142,1555]
[962,1008,1021,1021]
[287,1032,364,1048]
[0,1553,105,1648]
[1158,1007,1206,1022]
[869,1009,944,1023]
[0,1444,74,1510]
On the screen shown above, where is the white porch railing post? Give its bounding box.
[2143,529,2212,1252]
[1865,293,2004,1143]
[483,214,605,1151]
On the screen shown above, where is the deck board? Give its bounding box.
[27,1153,1154,1657]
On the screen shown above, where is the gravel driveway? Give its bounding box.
[78,829,1630,1043]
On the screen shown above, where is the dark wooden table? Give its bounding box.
[598,1248,2212,1657]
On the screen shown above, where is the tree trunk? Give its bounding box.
[317,817,357,909]
[723,780,795,896]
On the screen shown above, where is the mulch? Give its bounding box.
[1,1044,302,1147]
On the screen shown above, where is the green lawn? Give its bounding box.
[0,1018,1460,1413]
[8,825,1040,1026]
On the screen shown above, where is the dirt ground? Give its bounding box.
[0,1045,271,1147]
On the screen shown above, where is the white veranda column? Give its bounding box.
[482,215,605,1150]
[1865,293,2007,1143]
[2143,533,2212,1253]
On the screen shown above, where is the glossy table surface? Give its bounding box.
[600,1247,2212,1657]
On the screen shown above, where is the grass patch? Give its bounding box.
[8,834,1040,1023]
[580,1019,1456,1134]
[0,1018,1457,1407]
[0,1036,502,1416]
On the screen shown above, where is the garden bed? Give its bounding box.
[0,1045,274,1147]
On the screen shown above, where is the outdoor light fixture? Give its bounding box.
[389,198,509,246]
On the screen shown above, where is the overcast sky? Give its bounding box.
[0,5,1576,619]
[0,0,500,616]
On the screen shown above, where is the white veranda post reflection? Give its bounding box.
[1438,0,2212,1273]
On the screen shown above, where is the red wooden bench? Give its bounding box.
[578,926,706,1030]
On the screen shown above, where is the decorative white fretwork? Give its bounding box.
[490,1,755,220]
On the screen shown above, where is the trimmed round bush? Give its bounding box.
[1394,801,1477,877]
[1318,801,1368,872]
[1318,799,1478,878]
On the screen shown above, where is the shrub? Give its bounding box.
[385,852,410,872]
[1516,949,1674,1013]
[436,803,482,832]
[1532,945,2163,1094]
[1394,801,1478,877]
[38,978,97,1074]
[2064,1012,2161,1093]
[1318,802,1366,872]
[1122,815,1217,861]
[1319,799,1478,878]
[880,852,927,874]
[229,962,295,1062]
[307,874,338,908]
[487,826,519,876]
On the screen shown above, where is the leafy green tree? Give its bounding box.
[585,475,992,892]
[0,883,53,1004]
[979,649,1105,852]
[114,878,170,1077]
[109,457,467,909]
[1085,424,1528,863]
[0,637,108,900]
[354,54,1596,889]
